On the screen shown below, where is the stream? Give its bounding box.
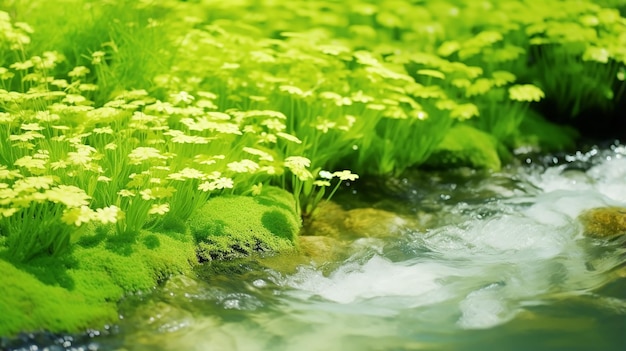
[5,143,626,351]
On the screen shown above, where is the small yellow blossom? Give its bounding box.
[0,207,18,217]
[148,203,170,215]
[68,66,90,77]
[97,176,112,183]
[333,170,359,181]
[117,189,136,198]
[284,156,311,169]
[168,167,206,180]
[251,183,263,195]
[95,205,120,224]
[140,189,156,200]
[227,159,260,173]
[62,205,94,226]
[46,185,91,207]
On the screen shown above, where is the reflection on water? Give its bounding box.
[8,145,626,351]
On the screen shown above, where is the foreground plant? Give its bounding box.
[2,0,625,265]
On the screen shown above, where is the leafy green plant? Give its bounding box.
[2,0,626,263]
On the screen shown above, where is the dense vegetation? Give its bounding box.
[0,0,625,335]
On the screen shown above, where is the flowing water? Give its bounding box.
[5,143,626,351]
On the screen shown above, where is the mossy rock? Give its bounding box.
[424,124,506,171]
[579,207,626,238]
[0,226,196,337]
[304,201,413,240]
[514,110,579,153]
[188,186,300,261]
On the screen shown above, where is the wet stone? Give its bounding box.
[304,201,415,240]
[579,207,626,238]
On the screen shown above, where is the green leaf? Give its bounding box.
[376,11,403,28]
[416,69,445,80]
[437,41,460,57]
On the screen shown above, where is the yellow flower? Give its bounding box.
[117,189,136,198]
[68,66,90,77]
[14,155,47,170]
[198,177,234,192]
[61,206,95,226]
[148,203,170,215]
[227,159,260,173]
[10,131,45,142]
[333,170,359,181]
[0,188,19,201]
[284,156,311,169]
[21,123,44,131]
[0,207,18,217]
[10,60,34,71]
[316,120,337,133]
[251,183,263,196]
[23,176,54,190]
[93,126,114,134]
[50,160,68,170]
[165,129,209,144]
[168,167,206,180]
[95,205,120,224]
[318,170,334,179]
[97,176,112,183]
[0,166,22,180]
[46,185,91,207]
[261,119,286,131]
[313,180,331,187]
[91,51,106,65]
[169,91,195,105]
[509,84,545,102]
[128,147,168,164]
[140,189,156,200]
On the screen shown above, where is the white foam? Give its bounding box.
[282,255,454,305]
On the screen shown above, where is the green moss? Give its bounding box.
[514,111,579,152]
[0,226,196,337]
[189,186,300,261]
[0,187,300,336]
[424,124,505,171]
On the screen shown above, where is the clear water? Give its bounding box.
[8,144,626,351]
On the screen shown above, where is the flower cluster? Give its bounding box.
[1,0,624,261]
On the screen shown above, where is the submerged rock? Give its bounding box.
[299,235,345,264]
[579,207,626,238]
[303,201,412,240]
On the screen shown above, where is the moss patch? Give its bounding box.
[514,111,579,152]
[424,124,505,171]
[0,226,196,337]
[189,186,300,261]
[0,187,300,336]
